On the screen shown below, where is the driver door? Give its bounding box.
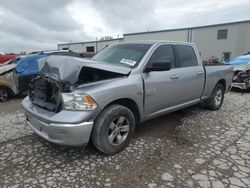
[143,44,179,116]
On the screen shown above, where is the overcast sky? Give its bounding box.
[0,0,250,53]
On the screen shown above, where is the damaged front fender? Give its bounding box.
[0,64,19,99]
[0,71,19,97]
[29,55,131,112]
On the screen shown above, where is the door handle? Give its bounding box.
[170,75,180,79]
[197,71,204,75]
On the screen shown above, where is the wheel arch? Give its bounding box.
[216,79,226,90]
[0,85,15,96]
[104,98,141,125]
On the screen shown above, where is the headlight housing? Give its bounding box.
[62,93,97,111]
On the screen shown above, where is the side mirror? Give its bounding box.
[144,60,171,72]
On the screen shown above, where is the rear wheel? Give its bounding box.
[0,88,9,101]
[204,83,225,110]
[91,105,136,154]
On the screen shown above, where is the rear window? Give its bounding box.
[174,45,198,67]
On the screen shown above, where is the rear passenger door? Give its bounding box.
[172,45,204,104]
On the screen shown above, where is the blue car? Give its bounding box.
[227,54,250,65]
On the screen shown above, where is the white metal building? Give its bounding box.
[58,38,124,53]
[124,20,250,61]
[58,20,250,61]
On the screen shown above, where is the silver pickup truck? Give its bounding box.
[22,41,233,154]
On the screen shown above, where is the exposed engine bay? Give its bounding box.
[29,76,63,112]
[77,67,125,85]
[231,64,250,90]
[29,55,130,112]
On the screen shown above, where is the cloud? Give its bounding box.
[88,0,250,32]
[0,0,250,53]
[0,0,80,31]
[88,0,161,33]
[153,0,250,29]
[68,0,123,38]
[0,0,91,52]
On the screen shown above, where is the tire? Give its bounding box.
[91,105,136,154]
[204,83,225,110]
[0,88,9,101]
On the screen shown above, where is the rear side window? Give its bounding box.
[174,45,198,67]
[148,45,175,68]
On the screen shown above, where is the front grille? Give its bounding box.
[29,76,63,112]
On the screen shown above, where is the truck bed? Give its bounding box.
[202,64,233,99]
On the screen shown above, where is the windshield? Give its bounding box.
[92,43,152,67]
[3,59,12,65]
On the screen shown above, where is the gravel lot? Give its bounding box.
[0,91,249,188]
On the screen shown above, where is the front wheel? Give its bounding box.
[0,88,9,101]
[91,105,136,154]
[204,83,225,110]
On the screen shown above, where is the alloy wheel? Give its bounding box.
[108,116,130,145]
[214,89,222,106]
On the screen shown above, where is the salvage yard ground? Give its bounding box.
[0,91,249,187]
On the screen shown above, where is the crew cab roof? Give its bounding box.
[121,40,195,46]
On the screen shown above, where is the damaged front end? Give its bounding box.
[28,55,130,111]
[0,64,19,101]
[231,64,250,90]
[29,76,63,112]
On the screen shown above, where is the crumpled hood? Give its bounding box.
[0,64,16,76]
[37,55,131,85]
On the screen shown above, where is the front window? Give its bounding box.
[92,43,152,68]
[148,45,175,68]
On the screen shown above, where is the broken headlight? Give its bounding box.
[62,93,97,111]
